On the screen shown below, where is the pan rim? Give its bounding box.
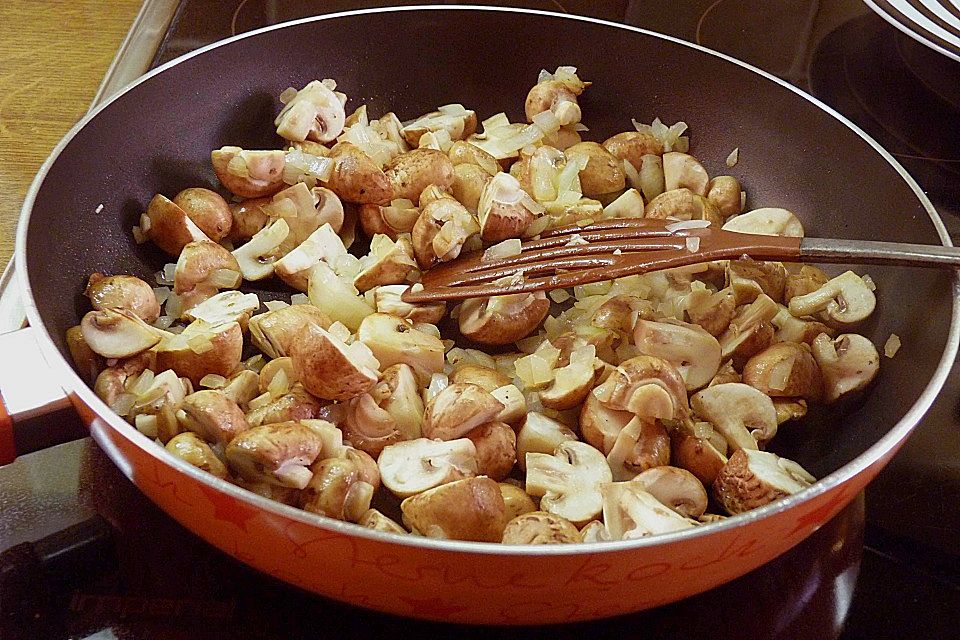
[15,5,960,557]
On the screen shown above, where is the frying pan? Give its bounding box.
[2,6,958,625]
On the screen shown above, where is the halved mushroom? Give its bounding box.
[377,363,425,440]
[245,384,325,428]
[501,511,581,544]
[177,389,250,445]
[525,440,612,525]
[525,71,588,125]
[727,259,787,306]
[66,325,103,384]
[606,412,672,480]
[290,321,379,401]
[97,365,188,443]
[299,456,375,523]
[93,353,152,409]
[324,142,394,205]
[602,188,645,219]
[85,274,161,323]
[771,305,834,344]
[155,321,243,385]
[411,193,478,269]
[172,187,233,242]
[687,287,736,337]
[706,176,743,218]
[225,420,329,489]
[500,483,539,521]
[449,364,512,392]
[490,384,527,426]
[601,482,698,540]
[263,183,345,256]
[631,466,708,518]
[448,140,500,175]
[80,308,163,359]
[339,392,400,457]
[516,412,579,472]
[579,391,633,455]
[590,294,646,335]
[774,398,808,424]
[669,419,729,486]
[788,271,876,326]
[422,383,505,441]
[718,294,779,367]
[712,448,815,514]
[451,163,493,216]
[222,369,260,410]
[784,265,830,303]
[211,147,286,199]
[377,437,478,498]
[592,356,688,419]
[359,199,421,239]
[811,333,880,403]
[271,223,346,292]
[459,292,550,346]
[231,218,289,281]
[465,421,517,480]
[357,313,444,382]
[354,235,417,292]
[400,476,507,542]
[174,240,241,311]
[539,344,598,410]
[229,197,271,243]
[248,304,332,359]
[644,188,722,224]
[275,80,346,143]
[722,207,804,237]
[141,194,211,257]
[165,432,230,480]
[401,104,478,147]
[662,152,709,196]
[633,319,721,391]
[184,291,260,329]
[384,148,455,203]
[579,519,612,543]
[373,285,446,326]
[708,361,741,387]
[742,342,823,402]
[478,172,539,242]
[358,509,407,534]
[691,383,776,451]
[563,142,626,199]
[602,131,664,171]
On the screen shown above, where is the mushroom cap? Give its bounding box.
[668,420,729,487]
[602,131,664,170]
[727,259,787,306]
[173,187,233,242]
[377,437,478,498]
[452,163,493,216]
[525,440,612,525]
[742,342,824,403]
[712,448,815,514]
[606,416,672,481]
[66,325,103,384]
[458,292,550,346]
[154,321,243,386]
[174,240,241,296]
[579,391,633,455]
[564,142,626,198]
[499,483,538,522]
[384,148,455,203]
[633,319,721,392]
[374,285,447,326]
[80,308,162,359]
[245,384,325,427]
[229,197,272,242]
[448,364,512,393]
[178,389,250,445]
[165,432,231,480]
[211,147,286,199]
[225,420,327,489]
[465,421,517,481]
[339,392,401,457]
[249,304,333,359]
[788,271,876,326]
[524,80,580,122]
[644,188,722,224]
[501,511,581,544]
[422,383,505,441]
[477,172,535,242]
[631,466,708,518]
[358,508,407,534]
[579,519,613,543]
[325,142,393,205]
[357,313,444,382]
[145,194,211,257]
[85,274,161,323]
[706,176,743,218]
[290,322,379,401]
[400,476,507,542]
[691,383,775,452]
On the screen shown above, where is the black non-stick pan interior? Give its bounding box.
[24,8,954,478]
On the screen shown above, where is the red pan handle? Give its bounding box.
[0,327,76,465]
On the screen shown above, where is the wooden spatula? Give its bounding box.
[401,218,960,304]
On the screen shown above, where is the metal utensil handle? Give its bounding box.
[800,238,960,267]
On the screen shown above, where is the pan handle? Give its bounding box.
[0,327,75,465]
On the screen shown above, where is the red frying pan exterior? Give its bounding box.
[13,7,960,624]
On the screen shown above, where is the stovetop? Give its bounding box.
[3,1,960,638]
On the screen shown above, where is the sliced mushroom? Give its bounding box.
[501,511,581,544]
[338,392,400,457]
[525,441,612,525]
[245,384,325,427]
[172,187,233,242]
[359,199,420,240]
[231,218,289,281]
[449,364,511,392]
[354,235,417,292]
[708,361,741,387]
[516,412,579,471]
[722,207,804,237]
[411,193,479,269]
[602,131,664,171]
[593,356,688,420]
[458,292,550,346]
[691,383,776,451]
[229,197,271,243]
[687,288,736,337]
[275,80,346,143]
[80,308,162,359]
[718,294,779,368]
[579,391,633,455]
[631,466,708,518]
[525,75,587,125]
[788,271,876,326]
[248,304,332,359]
[774,398,808,424]
[579,519,612,543]
[263,183,345,256]
[784,265,830,303]
[478,172,538,242]
[177,389,250,445]
[384,148,455,203]
[222,369,260,410]
[451,163,493,215]
[742,342,823,402]
[633,319,721,391]
[465,421,517,481]
[771,305,834,344]
[606,416,671,481]
[811,333,880,403]
[225,420,329,489]
[290,321,379,401]
[400,476,507,542]
[490,384,527,426]
[377,437,478,498]
[669,419,729,486]
[377,363,425,440]
[662,152,709,196]
[324,142,394,205]
[601,482,698,540]
[142,194,211,257]
[66,325,103,384]
[373,285,446,325]
[500,483,538,522]
[727,259,787,306]
[422,383,504,441]
[644,188,722,224]
[155,321,243,386]
[211,147,286,199]
[93,353,152,409]
[85,274,161,323]
[299,456,375,523]
[165,432,230,480]
[540,344,598,410]
[706,176,743,218]
[358,509,407,534]
[712,448,815,514]
[174,240,241,311]
[357,313,444,382]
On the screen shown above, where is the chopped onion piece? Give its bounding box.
[291,293,310,305]
[210,269,242,289]
[537,69,552,83]
[132,226,147,244]
[483,239,523,262]
[685,236,701,253]
[665,219,712,233]
[726,147,740,167]
[532,110,561,134]
[153,287,171,306]
[549,289,572,304]
[134,414,158,438]
[279,87,297,103]
[425,373,450,402]
[564,233,589,247]
[199,374,227,389]
[884,334,901,358]
[264,300,290,311]
[861,274,876,291]
[153,316,175,330]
